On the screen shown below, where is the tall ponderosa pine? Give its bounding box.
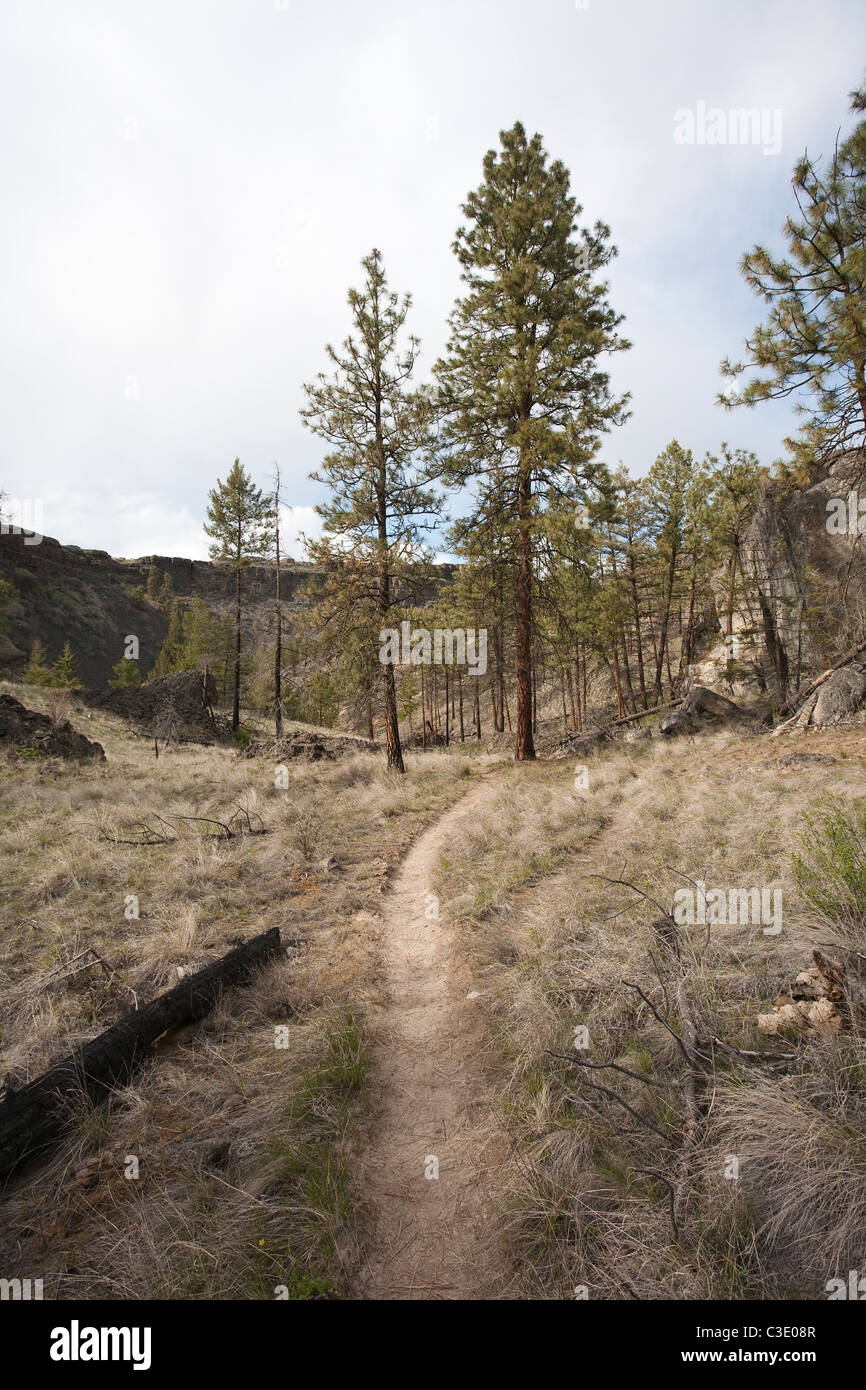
[272,464,284,737]
[204,459,274,730]
[435,121,629,759]
[643,441,695,703]
[722,81,866,469]
[301,249,437,773]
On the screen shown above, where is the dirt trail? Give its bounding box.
[353,776,507,1300]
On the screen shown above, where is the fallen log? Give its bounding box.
[0,927,283,1182]
[609,698,684,728]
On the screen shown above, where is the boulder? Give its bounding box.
[241,729,376,762]
[811,663,866,726]
[551,727,609,759]
[659,686,756,737]
[0,694,105,761]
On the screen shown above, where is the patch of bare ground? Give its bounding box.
[350,776,510,1300]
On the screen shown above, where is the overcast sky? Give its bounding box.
[2,0,864,560]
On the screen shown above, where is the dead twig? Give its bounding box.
[545,1050,669,1090]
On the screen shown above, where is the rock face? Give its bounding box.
[0,529,323,689]
[702,452,866,703]
[0,694,105,760]
[80,670,221,743]
[0,529,456,691]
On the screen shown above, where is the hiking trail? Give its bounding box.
[353,776,506,1300]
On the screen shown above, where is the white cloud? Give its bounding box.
[279,505,322,562]
[1,0,864,556]
[29,492,324,563]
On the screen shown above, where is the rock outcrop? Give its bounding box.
[0,694,105,761]
[696,452,866,705]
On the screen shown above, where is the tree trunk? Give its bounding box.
[612,644,625,719]
[567,664,577,731]
[382,661,404,771]
[515,468,536,759]
[273,468,283,737]
[0,929,283,1181]
[655,545,678,703]
[726,545,739,637]
[233,561,242,731]
[628,552,649,709]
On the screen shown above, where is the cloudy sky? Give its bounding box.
[2,0,864,559]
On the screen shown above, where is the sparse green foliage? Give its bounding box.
[722,80,866,469]
[205,459,274,730]
[301,249,438,771]
[793,801,866,948]
[24,637,52,686]
[109,656,142,688]
[0,576,18,636]
[146,565,162,601]
[51,641,81,689]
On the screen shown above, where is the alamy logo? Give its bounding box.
[826,1270,866,1299]
[49,1321,152,1371]
[0,497,43,545]
[674,102,782,156]
[0,1277,43,1300]
[379,622,487,676]
[826,492,866,535]
[673,880,783,935]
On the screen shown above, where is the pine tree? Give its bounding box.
[435,121,629,758]
[52,641,81,689]
[159,571,173,608]
[301,248,438,773]
[272,465,283,737]
[707,445,764,639]
[109,656,142,688]
[610,467,652,710]
[149,599,187,678]
[721,81,866,469]
[204,460,274,730]
[24,637,52,685]
[644,441,696,703]
[146,566,162,602]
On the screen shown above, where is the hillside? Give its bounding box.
[0,530,319,689]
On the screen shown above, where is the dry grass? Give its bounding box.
[432,726,866,1300]
[5,673,866,1301]
[0,680,482,1298]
